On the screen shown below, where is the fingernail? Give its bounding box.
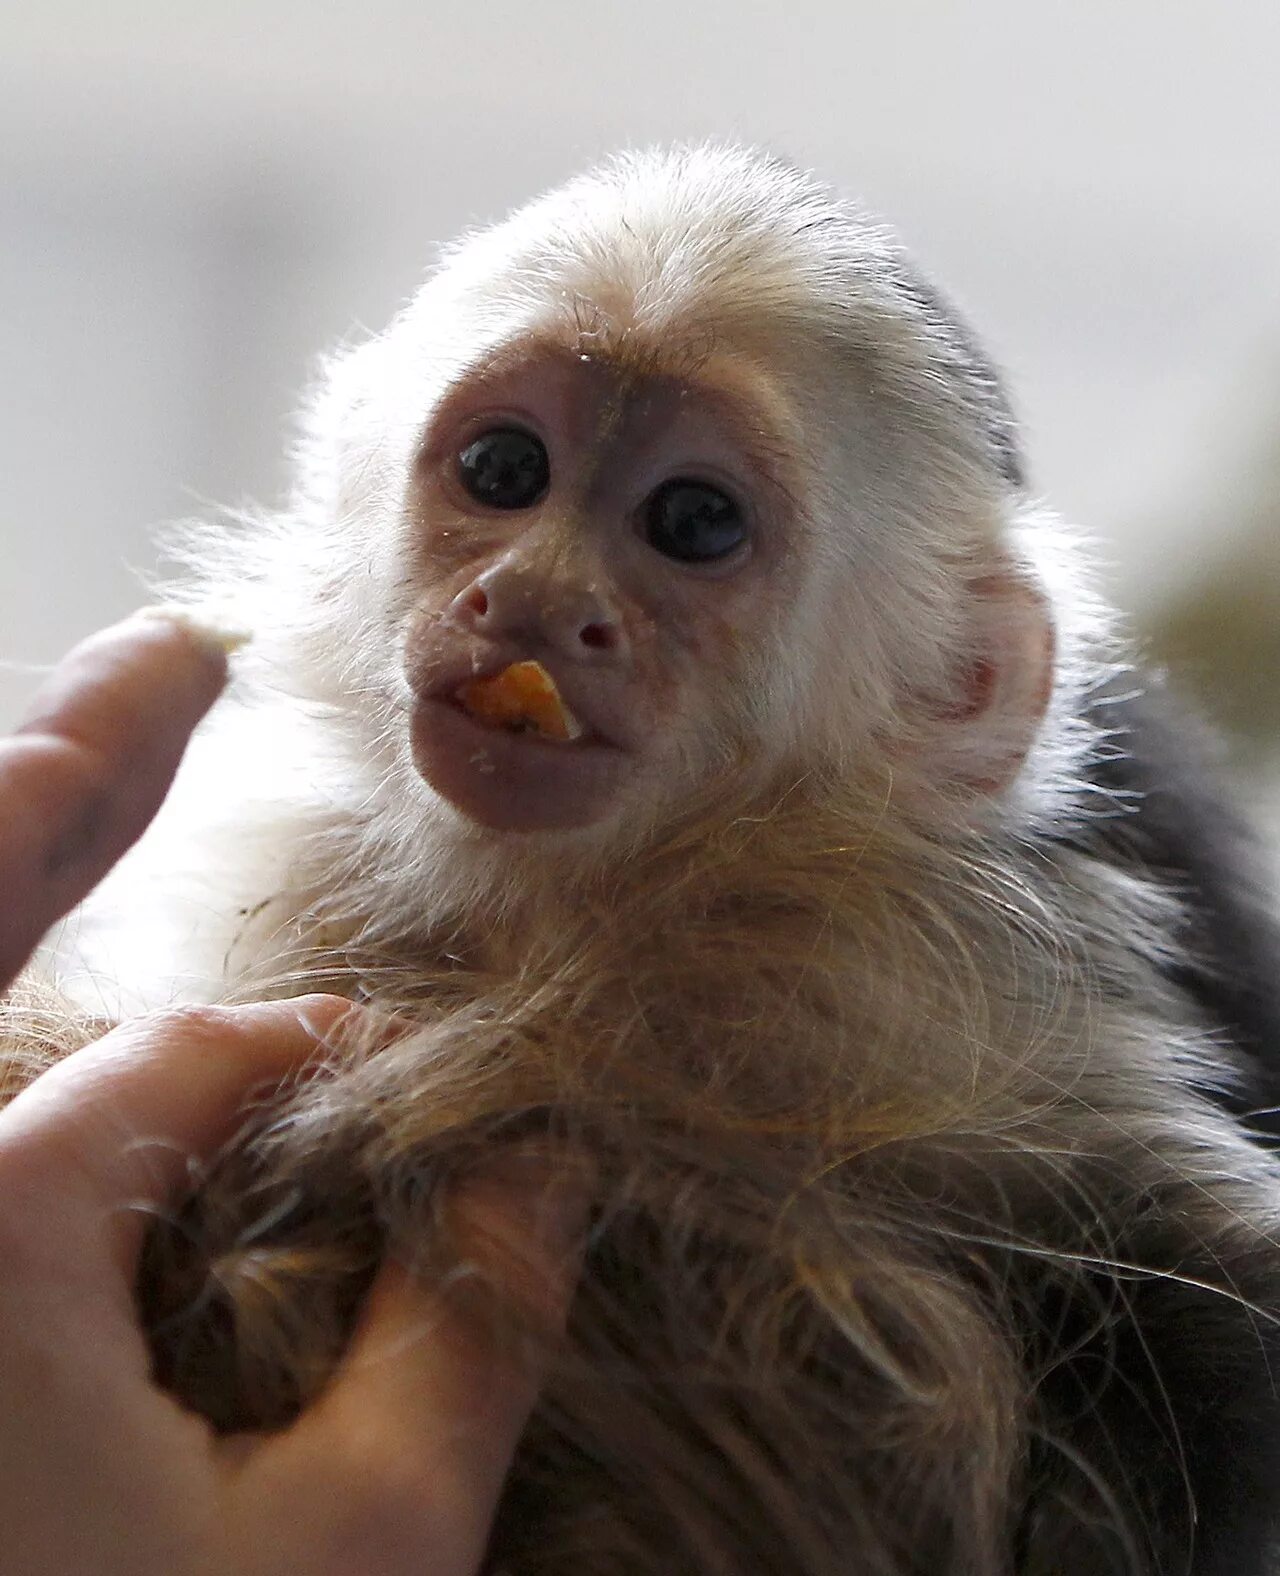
[132,604,253,658]
[469,1152,592,1258]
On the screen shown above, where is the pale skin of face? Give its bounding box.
[0,612,578,1575]
[401,347,795,833]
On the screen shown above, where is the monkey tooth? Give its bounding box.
[456,660,584,742]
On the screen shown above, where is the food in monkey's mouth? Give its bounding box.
[455,660,584,742]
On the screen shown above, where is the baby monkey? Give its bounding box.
[17,146,1280,1575]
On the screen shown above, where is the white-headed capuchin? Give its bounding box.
[12,145,1280,1576]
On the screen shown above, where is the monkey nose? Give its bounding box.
[449,569,628,661]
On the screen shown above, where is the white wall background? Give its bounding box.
[2,1,1279,731]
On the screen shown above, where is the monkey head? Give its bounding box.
[227,148,1071,870]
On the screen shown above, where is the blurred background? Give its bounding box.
[1,1,1277,842]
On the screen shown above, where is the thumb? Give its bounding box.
[237,1166,585,1576]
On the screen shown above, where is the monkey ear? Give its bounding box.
[912,567,1056,802]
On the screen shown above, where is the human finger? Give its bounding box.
[245,1169,585,1575]
[0,609,236,988]
[0,994,358,1283]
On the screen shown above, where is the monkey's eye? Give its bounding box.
[643,479,747,564]
[457,427,550,510]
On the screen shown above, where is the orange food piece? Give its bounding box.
[456,660,582,741]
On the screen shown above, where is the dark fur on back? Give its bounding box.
[1039,682,1280,1573]
[1073,680,1280,1134]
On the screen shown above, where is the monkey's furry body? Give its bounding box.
[16,147,1280,1574]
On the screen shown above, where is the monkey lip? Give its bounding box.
[414,653,626,752]
[410,693,630,832]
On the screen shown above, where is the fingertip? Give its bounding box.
[130,603,252,662]
[450,1157,590,1328]
[288,991,369,1038]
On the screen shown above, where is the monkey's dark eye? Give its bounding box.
[457,428,549,510]
[643,480,747,564]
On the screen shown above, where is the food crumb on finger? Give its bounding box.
[132,605,253,659]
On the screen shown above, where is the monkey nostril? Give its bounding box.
[456,585,489,621]
[579,621,618,651]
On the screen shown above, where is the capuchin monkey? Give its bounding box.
[10,145,1280,1575]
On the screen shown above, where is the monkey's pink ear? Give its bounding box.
[915,568,1055,801]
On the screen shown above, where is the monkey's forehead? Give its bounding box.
[440,148,899,350]
[409,144,1023,491]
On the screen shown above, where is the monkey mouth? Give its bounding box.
[411,681,628,833]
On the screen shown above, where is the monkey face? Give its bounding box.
[398,344,802,834]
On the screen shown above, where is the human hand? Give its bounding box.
[0,615,576,1573]
[0,995,575,1575]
